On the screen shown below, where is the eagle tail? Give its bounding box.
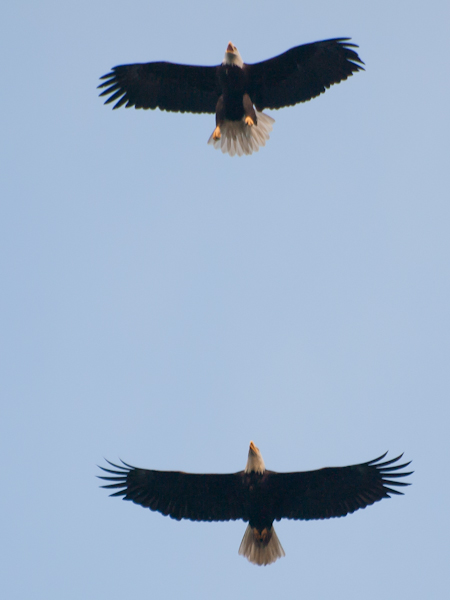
[238,524,285,566]
[207,111,275,157]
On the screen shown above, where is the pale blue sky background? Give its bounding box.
[2,1,449,598]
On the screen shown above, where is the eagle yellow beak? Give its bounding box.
[249,441,258,455]
[226,42,235,53]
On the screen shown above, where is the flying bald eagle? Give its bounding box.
[99,442,411,566]
[98,38,364,157]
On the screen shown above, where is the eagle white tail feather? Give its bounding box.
[207,111,275,157]
[238,524,285,566]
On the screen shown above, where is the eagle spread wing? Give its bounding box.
[246,38,364,111]
[269,453,412,521]
[98,63,219,114]
[99,460,248,521]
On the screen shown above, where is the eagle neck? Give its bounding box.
[245,452,266,474]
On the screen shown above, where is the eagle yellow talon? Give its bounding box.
[245,116,254,127]
[213,126,221,140]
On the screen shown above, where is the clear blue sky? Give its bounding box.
[2,1,449,598]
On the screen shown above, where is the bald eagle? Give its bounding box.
[98,38,364,157]
[99,442,411,566]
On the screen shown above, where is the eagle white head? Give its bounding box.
[245,441,266,474]
[223,41,244,68]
